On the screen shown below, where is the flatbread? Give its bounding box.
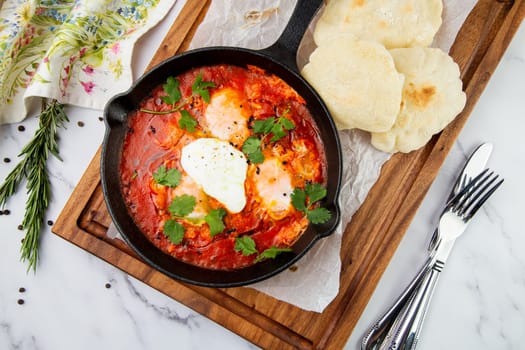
[371,47,466,153]
[314,0,443,49]
[301,34,404,132]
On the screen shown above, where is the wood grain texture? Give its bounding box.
[52,1,525,349]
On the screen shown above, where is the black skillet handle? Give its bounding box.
[260,0,324,72]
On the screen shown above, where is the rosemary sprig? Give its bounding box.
[0,99,69,272]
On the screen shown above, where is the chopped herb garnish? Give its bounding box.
[304,183,327,203]
[163,219,185,244]
[162,194,200,245]
[160,76,182,105]
[168,195,196,217]
[270,116,295,142]
[192,72,216,103]
[242,109,295,163]
[205,208,227,237]
[306,207,332,224]
[242,136,264,164]
[153,165,181,187]
[290,188,307,212]
[178,109,198,132]
[253,117,275,134]
[291,183,331,224]
[253,110,295,143]
[140,73,215,116]
[234,238,293,261]
[255,246,293,263]
[234,236,258,256]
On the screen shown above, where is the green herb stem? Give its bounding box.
[0,99,69,272]
[139,103,185,115]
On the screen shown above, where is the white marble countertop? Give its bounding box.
[1,2,524,349]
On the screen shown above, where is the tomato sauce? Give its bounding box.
[120,64,327,270]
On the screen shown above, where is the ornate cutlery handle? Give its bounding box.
[404,262,442,350]
[361,257,433,349]
[377,260,443,350]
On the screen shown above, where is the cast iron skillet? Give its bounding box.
[101,0,342,287]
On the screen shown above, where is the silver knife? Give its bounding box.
[361,143,493,350]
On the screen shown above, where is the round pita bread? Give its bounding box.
[301,34,404,132]
[371,47,466,153]
[314,0,443,49]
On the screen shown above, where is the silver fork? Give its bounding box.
[375,169,504,350]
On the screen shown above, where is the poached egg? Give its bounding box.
[254,157,293,220]
[181,138,247,213]
[203,87,251,146]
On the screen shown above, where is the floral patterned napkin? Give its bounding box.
[0,0,177,125]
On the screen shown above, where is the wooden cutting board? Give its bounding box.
[52,1,525,349]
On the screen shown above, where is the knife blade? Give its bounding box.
[427,142,493,251]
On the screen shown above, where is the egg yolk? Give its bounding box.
[203,88,251,146]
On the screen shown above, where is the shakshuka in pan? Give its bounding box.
[120,64,330,270]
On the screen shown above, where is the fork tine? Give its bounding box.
[465,177,503,220]
[447,169,489,208]
[447,168,503,221]
[457,170,496,215]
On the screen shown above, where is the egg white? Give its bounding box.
[181,138,248,213]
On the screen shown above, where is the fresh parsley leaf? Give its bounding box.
[242,136,261,154]
[269,117,295,143]
[205,208,227,237]
[242,136,264,164]
[234,236,258,256]
[280,116,295,130]
[192,73,215,103]
[164,169,182,187]
[163,219,184,244]
[291,188,307,212]
[306,207,332,224]
[270,123,287,142]
[255,246,292,262]
[252,116,295,143]
[305,182,327,203]
[161,76,182,105]
[153,165,181,187]
[168,195,196,217]
[291,184,331,224]
[253,117,275,134]
[179,109,198,132]
[140,74,215,115]
[248,150,264,164]
[153,165,167,180]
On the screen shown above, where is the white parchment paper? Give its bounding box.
[184,0,477,312]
